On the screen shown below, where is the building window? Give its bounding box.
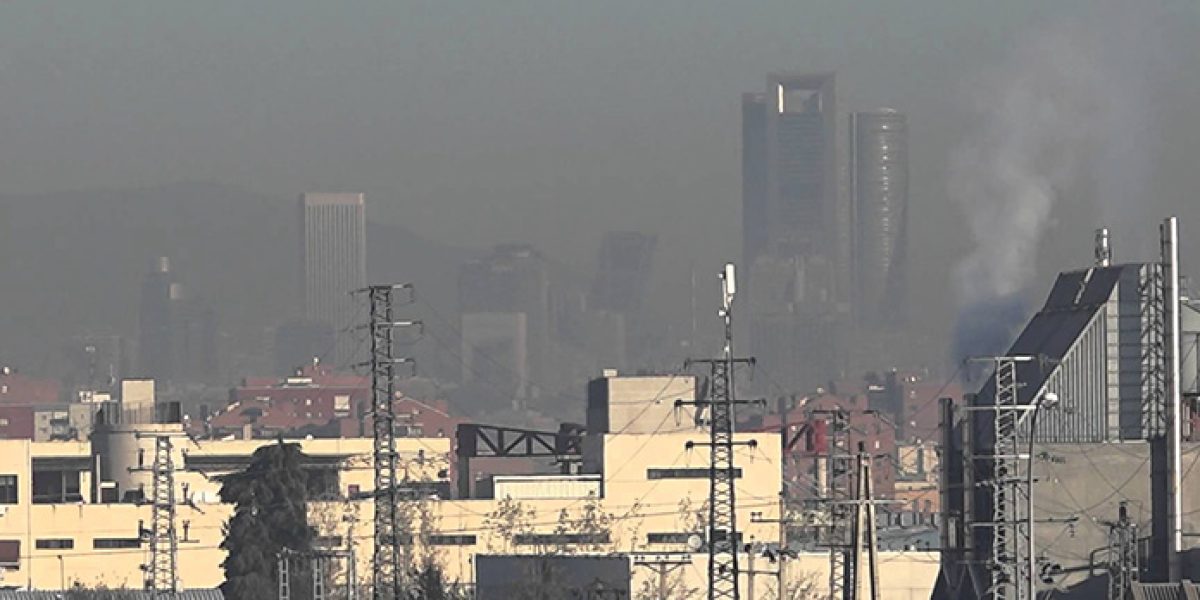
[314,536,344,548]
[0,540,18,568]
[0,418,8,427]
[93,538,142,549]
[647,533,694,545]
[0,475,17,504]
[33,470,83,504]
[513,533,610,546]
[36,539,74,550]
[646,468,742,480]
[429,534,476,546]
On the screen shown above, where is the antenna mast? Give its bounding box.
[681,264,760,600]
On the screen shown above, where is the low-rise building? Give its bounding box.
[0,372,939,598]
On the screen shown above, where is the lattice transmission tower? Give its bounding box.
[682,264,759,600]
[357,283,420,600]
[148,435,179,599]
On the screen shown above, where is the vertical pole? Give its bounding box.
[849,448,866,600]
[747,552,756,600]
[348,546,359,600]
[1165,216,1183,581]
[778,493,788,600]
[658,564,668,600]
[864,457,879,600]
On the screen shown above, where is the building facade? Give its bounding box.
[850,110,909,329]
[300,193,367,368]
[136,258,217,386]
[742,73,850,395]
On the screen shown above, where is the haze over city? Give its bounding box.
[1,2,1200,599]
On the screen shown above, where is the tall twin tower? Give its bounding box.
[742,73,909,392]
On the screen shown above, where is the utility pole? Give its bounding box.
[811,408,851,600]
[633,553,691,599]
[680,264,760,600]
[147,435,179,599]
[1106,502,1139,600]
[846,444,880,600]
[357,283,420,600]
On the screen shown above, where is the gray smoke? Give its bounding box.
[950,5,1167,360]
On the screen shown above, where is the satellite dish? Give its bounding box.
[687,534,704,552]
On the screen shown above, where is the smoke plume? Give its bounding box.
[950,5,1167,360]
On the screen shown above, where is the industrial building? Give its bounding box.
[0,372,941,598]
[938,221,1200,599]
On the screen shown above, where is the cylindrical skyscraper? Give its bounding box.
[850,109,908,327]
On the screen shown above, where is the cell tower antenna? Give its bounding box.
[680,263,762,600]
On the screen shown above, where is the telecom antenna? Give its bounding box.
[680,264,760,600]
[148,435,179,599]
[357,284,420,600]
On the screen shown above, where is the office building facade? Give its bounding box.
[300,193,367,368]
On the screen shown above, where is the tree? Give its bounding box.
[220,439,314,600]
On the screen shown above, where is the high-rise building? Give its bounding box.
[743,72,839,265]
[742,73,847,393]
[137,257,218,386]
[458,244,550,408]
[589,232,656,315]
[850,109,909,327]
[301,193,367,367]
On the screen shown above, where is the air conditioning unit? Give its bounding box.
[0,506,8,517]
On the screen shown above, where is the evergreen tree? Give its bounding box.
[220,439,314,600]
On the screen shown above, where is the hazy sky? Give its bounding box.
[2,1,1198,353]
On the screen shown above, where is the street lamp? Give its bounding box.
[1029,391,1058,599]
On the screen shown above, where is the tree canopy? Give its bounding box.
[219,439,313,600]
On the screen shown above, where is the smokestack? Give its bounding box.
[1094,228,1112,266]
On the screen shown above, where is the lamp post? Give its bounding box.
[1028,391,1058,600]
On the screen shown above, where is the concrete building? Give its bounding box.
[0,371,939,598]
[938,238,1200,598]
[850,109,909,329]
[300,193,367,368]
